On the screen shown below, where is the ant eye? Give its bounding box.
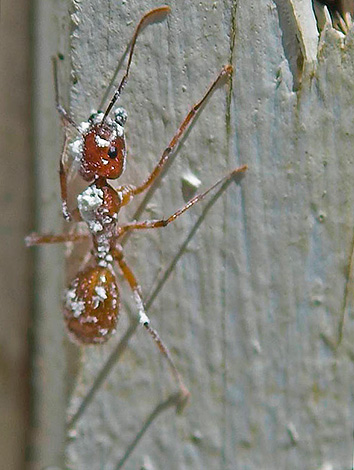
[108,146,118,158]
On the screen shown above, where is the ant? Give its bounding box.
[26,6,247,405]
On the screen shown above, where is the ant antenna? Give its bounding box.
[101,6,170,124]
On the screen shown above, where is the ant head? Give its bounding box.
[79,111,127,182]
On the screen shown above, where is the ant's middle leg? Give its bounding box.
[117,164,247,237]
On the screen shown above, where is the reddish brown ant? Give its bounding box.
[26,6,247,402]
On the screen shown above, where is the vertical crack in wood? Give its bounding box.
[221,1,239,467]
[273,0,304,90]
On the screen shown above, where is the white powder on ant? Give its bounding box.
[79,120,90,133]
[78,185,106,234]
[78,185,104,212]
[65,287,85,318]
[95,286,107,300]
[96,234,112,267]
[133,291,150,325]
[139,311,150,325]
[115,124,124,137]
[91,221,103,233]
[95,135,110,147]
[82,315,98,324]
[70,137,83,161]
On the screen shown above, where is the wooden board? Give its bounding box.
[33,1,354,469]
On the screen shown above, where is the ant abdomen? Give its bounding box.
[64,265,119,344]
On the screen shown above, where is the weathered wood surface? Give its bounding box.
[34,0,354,469]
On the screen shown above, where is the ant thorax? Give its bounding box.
[77,180,121,267]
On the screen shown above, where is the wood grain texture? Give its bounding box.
[36,0,354,469]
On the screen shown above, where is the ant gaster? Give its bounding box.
[26,6,247,402]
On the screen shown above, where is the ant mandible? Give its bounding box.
[26,6,247,403]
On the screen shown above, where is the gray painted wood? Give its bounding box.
[35,0,354,469]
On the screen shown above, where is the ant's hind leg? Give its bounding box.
[113,249,190,411]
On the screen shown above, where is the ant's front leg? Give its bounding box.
[59,132,72,221]
[116,65,234,209]
[52,57,81,221]
[117,165,247,237]
[113,248,190,412]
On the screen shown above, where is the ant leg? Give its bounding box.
[101,6,170,124]
[58,135,83,222]
[59,132,72,221]
[25,232,89,247]
[52,57,80,131]
[53,57,81,220]
[118,164,247,236]
[114,250,190,409]
[125,65,233,201]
